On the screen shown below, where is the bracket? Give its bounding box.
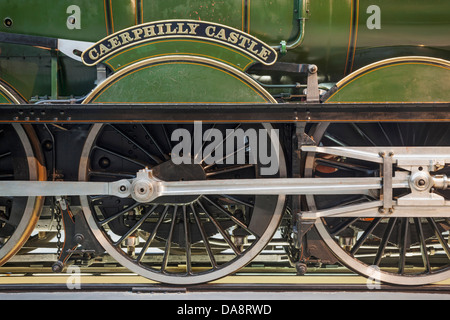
[381,152,394,212]
[51,197,104,273]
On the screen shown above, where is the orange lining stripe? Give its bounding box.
[344,0,359,75]
[103,0,109,35]
[242,0,245,31]
[344,1,354,75]
[248,0,251,33]
[134,0,137,25]
[0,79,27,102]
[0,91,10,102]
[350,0,359,73]
[109,0,115,34]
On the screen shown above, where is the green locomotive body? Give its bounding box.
[1,0,449,99]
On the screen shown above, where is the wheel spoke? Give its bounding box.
[414,218,431,273]
[161,124,173,150]
[351,123,376,146]
[373,218,397,267]
[427,218,450,260]
[196,201,240,256]
[93,145,149,168]
[99,202,140,226]
[205,164,254,177]
[323,132,347,146]
[191,203,217,269]
[88,170,135,179]
[330,218,358,237]
[0,152,11,160]
[136,206,170,263]
[0,215,15,227]
[108,124,162,164]
[202,124,241,164]
[219,194,254,208]
[196,124,217,162]
[395,123,405,146]
[350,218,382,256]
[377,124,393,146]
[140,124,169,161]
[204,142,249,170]
[398,218,410,275]
[161,206,178,273]
[113,205,158,246]
[183,205,192,275]
[202,196,258,238]
[0,173,14,179]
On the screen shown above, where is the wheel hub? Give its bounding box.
[140,160,206,205]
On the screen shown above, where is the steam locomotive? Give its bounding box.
[0,0,449,286]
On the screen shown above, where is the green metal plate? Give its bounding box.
[324,57,450,103]
[0,1,108,41]
[84,56,275,104]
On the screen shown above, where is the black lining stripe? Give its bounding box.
[136,0,143,24]
[243,0,249,33]
[344,0,359,76]
[104,0,113,35]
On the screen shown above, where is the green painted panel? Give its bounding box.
[353,0,450,72]
[249,0,297,44]
[110,0,137,33]
[0,0,108,41]
[141,0,296,45]
[104,39,255,72]
[0,44,97,101]
[282,0,450,82]
[325,61,450,103]
[281,0,352,81]
[0,90,13,104]
[88,58,271,104]
[142,0,245,31]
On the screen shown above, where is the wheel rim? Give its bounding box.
[79,123,286,284]
[305,122,450,285]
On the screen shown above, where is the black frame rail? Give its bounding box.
[2,102,450,124]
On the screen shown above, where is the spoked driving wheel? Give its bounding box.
[305,122,450,285]
[0,124,45,265]
[0,82,45,265]
[79,123,286,284]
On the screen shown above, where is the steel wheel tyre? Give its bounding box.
[305,122,450,285]
[79,123,286,284]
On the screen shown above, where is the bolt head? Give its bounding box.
[131,179,154,203]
